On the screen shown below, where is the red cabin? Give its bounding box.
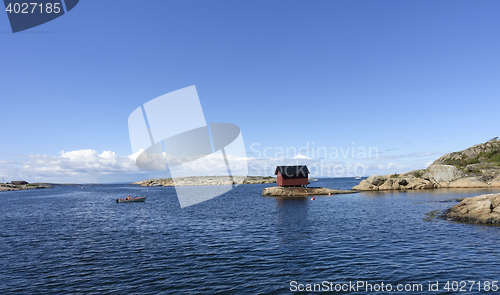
[275,165,310,187]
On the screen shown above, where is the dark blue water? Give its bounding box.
[1,178,500,294]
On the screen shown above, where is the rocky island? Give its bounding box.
[0,181,52,192]
[352,138,500,224]
[353,138,500,191]
[444,193,500,224]
[132,176,280,187]
[133,175,343,197]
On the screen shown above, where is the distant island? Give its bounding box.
[352,138,500,224]
[0,181,52,192]
[132,176,319,187]
[132,176,280,187]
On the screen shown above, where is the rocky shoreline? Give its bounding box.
[353,139,500,191]
[351,138,500,225]
[262,186,357,197]
[0,183,52,192]
[444,193,500,224]
[353,164,500,191]
[132,176,281,187]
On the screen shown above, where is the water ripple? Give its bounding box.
[1,180,499,294]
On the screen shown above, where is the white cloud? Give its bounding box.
[57,149,140,171]
[387,162,408,169]
[0,149,254,183]
[377,151,442,160]
[0,149,143,183]
[169,152,250,177]
[0,147,442,183]
[292,154,311,160]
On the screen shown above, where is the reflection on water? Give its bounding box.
[0,179,499,294]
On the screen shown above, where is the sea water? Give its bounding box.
[1,179,499,294]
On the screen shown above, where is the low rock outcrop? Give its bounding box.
[424,164,464,183]
[353,174,436,191]
[444,193,500,224]
[491,175,500,187]
[0,184,19,191]
[447,177,491,188]
[262,187,356,197]
[0,183,52,192]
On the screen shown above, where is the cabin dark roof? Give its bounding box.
[11,181,28,185]
[274,165,310,178]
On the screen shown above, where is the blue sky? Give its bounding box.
[1,0,499,183]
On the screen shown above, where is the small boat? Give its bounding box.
[116,196,146,203]
[354,176,362,179]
